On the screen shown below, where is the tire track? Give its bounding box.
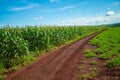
[51,32,99,80]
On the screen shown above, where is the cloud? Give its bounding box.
[8,3,39,11]
[34,17,43,21]
[42,5,77,12]
[106,11,115,16]
[111,2,120,6]
[56,14,120,25]
[50,0,60,2]
[59,6,76,10]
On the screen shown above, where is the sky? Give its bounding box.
[0,0,120,26]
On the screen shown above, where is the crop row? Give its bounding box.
[0,26,102,70]
[90,27,120,67]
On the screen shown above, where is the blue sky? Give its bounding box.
[0,0,120,26]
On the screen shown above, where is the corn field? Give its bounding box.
[0,25,102,69]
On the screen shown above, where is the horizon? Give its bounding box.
[0,0,120,26]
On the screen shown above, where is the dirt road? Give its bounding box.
[5,31,110,80]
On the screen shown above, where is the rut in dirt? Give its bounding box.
[5,32,100,80]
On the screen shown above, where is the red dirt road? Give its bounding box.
[5,31,120,80]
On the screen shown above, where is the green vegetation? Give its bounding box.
[89,67,97,71]
[80,71,97,80]
[84,49,96,58]
[0,25,102,74]
[79,65,86,69]
[89,61,97,65]
[90,27,120,67]
[0,75,3,80]
[106,54,120,68]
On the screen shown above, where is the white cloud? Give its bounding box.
[50,0,59,2]
[8,3,39,11]
[42,5,77,12]
[56,13,120,25]
[111,2,120,6]
[106,11,115,16]
[34,17,43,21]
[59,6,76,10]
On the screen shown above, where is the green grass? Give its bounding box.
[79,65,86,69]
[22,53,35,66]
[89,27,120,68]
[84,50,96,58]
[0,75,3,80]
[11,65,21,71]
[89,67,97,71]
[0,63,7,74]
[80,71,97,80]
[106,54,120,68]
[89,61,97,65]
